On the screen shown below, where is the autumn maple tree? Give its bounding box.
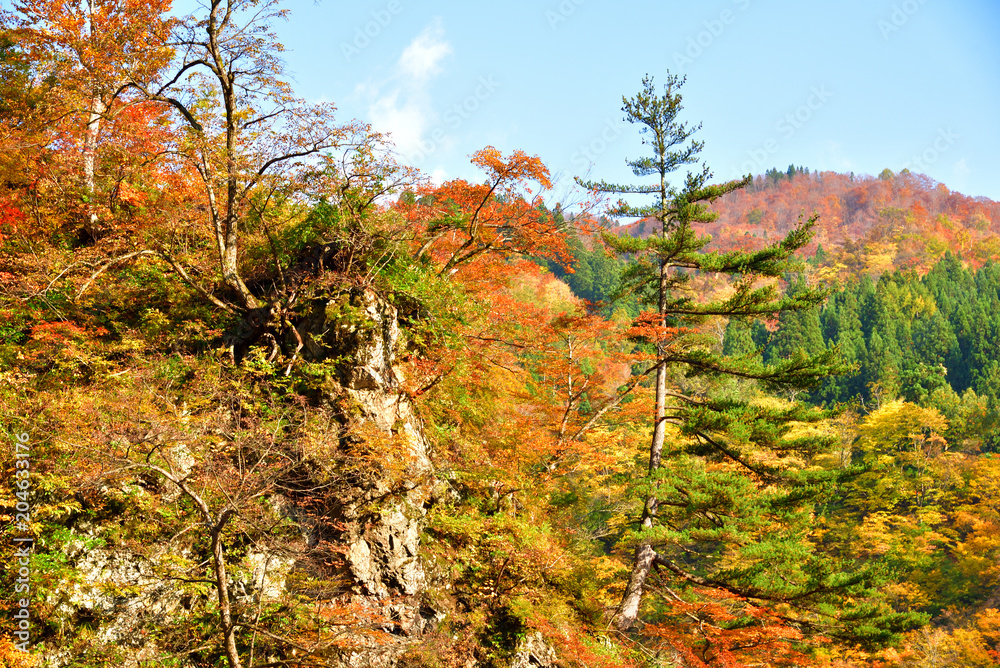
[398,146,569,276]
[2,0,373,316]
[1,0,175,238]
[123,0,375,313]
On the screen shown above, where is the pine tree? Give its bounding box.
[722,318,758,358]
[819,287,868,403]
[576,73,890,634]
[766,277,826,367]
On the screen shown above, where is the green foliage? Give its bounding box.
[808,255,1000,444]
[276,198,343,263]
[762,164,810,187]
[765,277,826,365]
[566,71,919,652]
[536,230,638,314]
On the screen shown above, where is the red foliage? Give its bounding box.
[644,588,820,668]
[0,202,25,244]
[29,320,106,343]
[617,170,1000,276]
[397,146,570,274]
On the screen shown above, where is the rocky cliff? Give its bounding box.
[34,287,557,668]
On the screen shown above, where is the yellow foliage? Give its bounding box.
[0,639,36,668]
[863,241,898,274]
[881,580,932,609]
[954,532,1000,586]
[858,400,948,454]
[857,511,894,555]
[976,608,1000,643]
[939,627,995,667]
[590,555,629,609]
[513,272,579,313]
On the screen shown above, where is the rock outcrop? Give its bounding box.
[298,289,438,608]
[38,287,553,668]
[510,632,559,668]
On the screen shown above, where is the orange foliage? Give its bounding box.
[530,614,638,668]
[0,0,182,241]
[645,588,818,668]
[619,170,1000,277]
[397,146,569,275]
[5,0,174,86]
[0,638,37,668]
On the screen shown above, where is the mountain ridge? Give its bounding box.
[604,168,1000,275]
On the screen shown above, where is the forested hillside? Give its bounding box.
[764,254,1000,413]
[623,167,1000,275]
[2,2,1000,668]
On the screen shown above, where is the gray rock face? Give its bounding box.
[294,288,444,665]
[42,533,195,668]
[297,290,442,624]
[40,288,439,667]
[43,289,573,668]
[297,289,401,390]
[337,384,435,601]
[510,632,559,668]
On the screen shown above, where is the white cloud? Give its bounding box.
[360,19,452,162]
[399,19,452,83]
[368,90,429,159]
[953,157,971,179]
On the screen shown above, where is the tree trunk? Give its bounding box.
[613,256,670,631]
[212,510,243,668]
[153,466,243,668]
[220,220,257,310]
[615,542,657,631]
[81,1,106,237]
[82,96,104,207]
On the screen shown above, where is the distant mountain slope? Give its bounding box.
[619,169,1000,274]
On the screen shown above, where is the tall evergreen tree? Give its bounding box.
[722,317,758,358]
[765,277,826,367]
[820,287,868,403]
[576,74,914,639]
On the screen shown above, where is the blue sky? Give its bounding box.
[269,0,1000,206]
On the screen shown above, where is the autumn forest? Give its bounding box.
[2,1,1000,668]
